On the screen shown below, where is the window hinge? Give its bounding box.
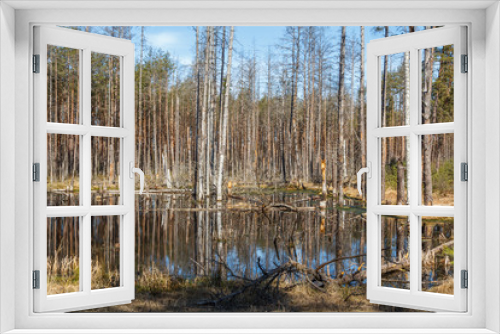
[461,54,468,73]
[33,270,40,289]
[33,163,40,182]
[33,54,40,73]
[461,162,468,182]
[461,270,468,289]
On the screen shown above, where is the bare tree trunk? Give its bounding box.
[216,27,234,201]
[267,47,273,180]
[197,27,211,201]
[349,38,356,183]
[290,27,300,182]
[359,26,367,200]
[337,26,346,205]
[404,33,411,204]
[152,71,159,187]
[174,94,180,185]
[205,27,216,197]
[316,37,323,184]
[380,26,389,202]
[193,27,201,197]
[396,160,406,205]
[422,31,435,206]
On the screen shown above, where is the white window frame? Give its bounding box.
[0,1,499,333]
[365,26,467,312]
[33,25,136,312]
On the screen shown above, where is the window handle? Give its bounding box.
[129,162,145,194]
[356,162,372,196]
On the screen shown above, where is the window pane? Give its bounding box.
[421,216,454,294]
[381,136,409,205]
[380,52,410,127]
[421,45,454,124]
[91,216,120,290]
[421,133,454,206]
[91,52,121,127]
[91,137,121,205]
[47,217,80,295]
[47,45,80,124]
[47,134,80,206]
[381,215,410,290]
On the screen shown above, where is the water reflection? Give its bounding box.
[47,190,453,309]
[135,193,367,283]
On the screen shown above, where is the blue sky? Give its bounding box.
[136,26,396,65]
[122,26,421,97]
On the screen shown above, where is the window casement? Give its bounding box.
[33,26,138,312]
[363,26,468,312]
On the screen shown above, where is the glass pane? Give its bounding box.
[91,216,120,290]
[47,45,80,124]
[421,133,454,206]
[381,215,410,290]
[421,45,454,124]
[421,216,454,294]
[91,52,121,127]
[47,217,80,295]
[91,137,121,205]
[47,133,80,206]
[381,136,409,205]
[380,52,410,127]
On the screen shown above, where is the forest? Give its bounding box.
[45,25,455,312]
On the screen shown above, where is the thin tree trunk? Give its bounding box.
[197,27,211,201]
[290,27,300,182]
[380,26,389,202]
[422,29,435,205]
[174,94,180,185]
[403,30,411,204]
[337,26,347,204]
[360,26,367,200]
[267,47,273,180]
[349,38,356,182]
[193,27,201,197]
[216,27,234,201]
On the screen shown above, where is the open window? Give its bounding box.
[363,26,467,312]
[33,26,137,312]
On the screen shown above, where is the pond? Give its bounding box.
[46,190,453,312]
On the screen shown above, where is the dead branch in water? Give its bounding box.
[198,240,454,307]
[197,259,331,306]
[227,194,316,212]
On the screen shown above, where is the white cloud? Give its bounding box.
[179,56,192,66]
[147,32,179,50]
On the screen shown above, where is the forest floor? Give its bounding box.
[81,274,429,313]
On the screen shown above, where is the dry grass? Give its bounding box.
[47,256,120,295]
[426,279,454,295]
[79,269,419,313]
[47,256,80,295]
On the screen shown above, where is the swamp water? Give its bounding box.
[46,191,453,312]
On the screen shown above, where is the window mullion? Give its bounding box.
[409,47,420,294]
[82,47,92,294]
